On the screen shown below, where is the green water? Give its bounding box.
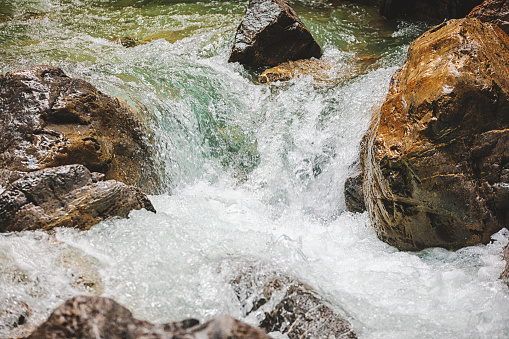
[0,0,427,188]
[0,0,424,191]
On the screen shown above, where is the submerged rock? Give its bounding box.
[362,18,509,251]
[57,245,104,295]
[379,0,483,20]
[110,36,140,47]
[228,0,322,67]
[0,164,155,233]
[0,65,159,193]
[468,0,509,35]
[0,298,31,338]
[258,54,379,84]
[27,295,270,339]
[344,170,366,213]
[231,268,357,338]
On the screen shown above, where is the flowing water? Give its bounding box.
[1,1,509,338]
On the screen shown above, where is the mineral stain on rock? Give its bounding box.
[361,18,509,251]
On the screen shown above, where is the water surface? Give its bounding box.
[1,1,508,338]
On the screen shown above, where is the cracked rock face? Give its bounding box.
[27,295,270,339]
[0,164,155,232]
[362,18,509,251]
[0,65,159,193]
[230,267,357,339]
[468,0,509,35]
[228,0,322,67]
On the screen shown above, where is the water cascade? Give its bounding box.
[1,0,508,338]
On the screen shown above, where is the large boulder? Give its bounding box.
[468,0,509,35]
[0,164,155,232]
[379,0,483,19]
[0,65,159,193]
[228,0,322,68]
[231,268,356,338]
[362,18,509,251]
[27,296,270,339]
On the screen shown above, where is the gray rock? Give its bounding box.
[228,0,322,67]
[231,268,357,338]
[344,170,366,213]
[0,164,155,232]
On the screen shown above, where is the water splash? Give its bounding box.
[1,1,509,338]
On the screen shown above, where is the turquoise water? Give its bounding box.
[1,1,509,338]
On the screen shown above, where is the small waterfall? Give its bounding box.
[1,1,509,338]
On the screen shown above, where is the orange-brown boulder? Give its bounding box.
[362,18,509,251]
[0,65,159,193]
[468,0,509,35]
[228,0,322,67]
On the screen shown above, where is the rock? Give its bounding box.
[110,36,140,47]
[228,0,322,67]
[231,268,356,338]
[27,295,270,339]
[362,18,509,251]
[0,169,25,190]
[259,59,330,83]
[0,298,31,338]
[0,65,159,193]
[468,0,509,35]
[345,170,366,213]
[379,0,483,20]
[0,164,155,233]
[57,246,104,295]
[258,54,379,84]
[501,246,509,286]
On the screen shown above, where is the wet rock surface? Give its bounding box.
[379,0,483,20]
[27,295,270,339]
[362,18,509,251]
[501,246,509,286]
[344,170,366,213]
[228,0,322,67]
[468,0,509,35]
[258,54,379,84]
[0,65,158,193]
[0,164,155,233]
[231,268,356,338]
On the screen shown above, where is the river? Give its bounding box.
[1,0,509,338]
